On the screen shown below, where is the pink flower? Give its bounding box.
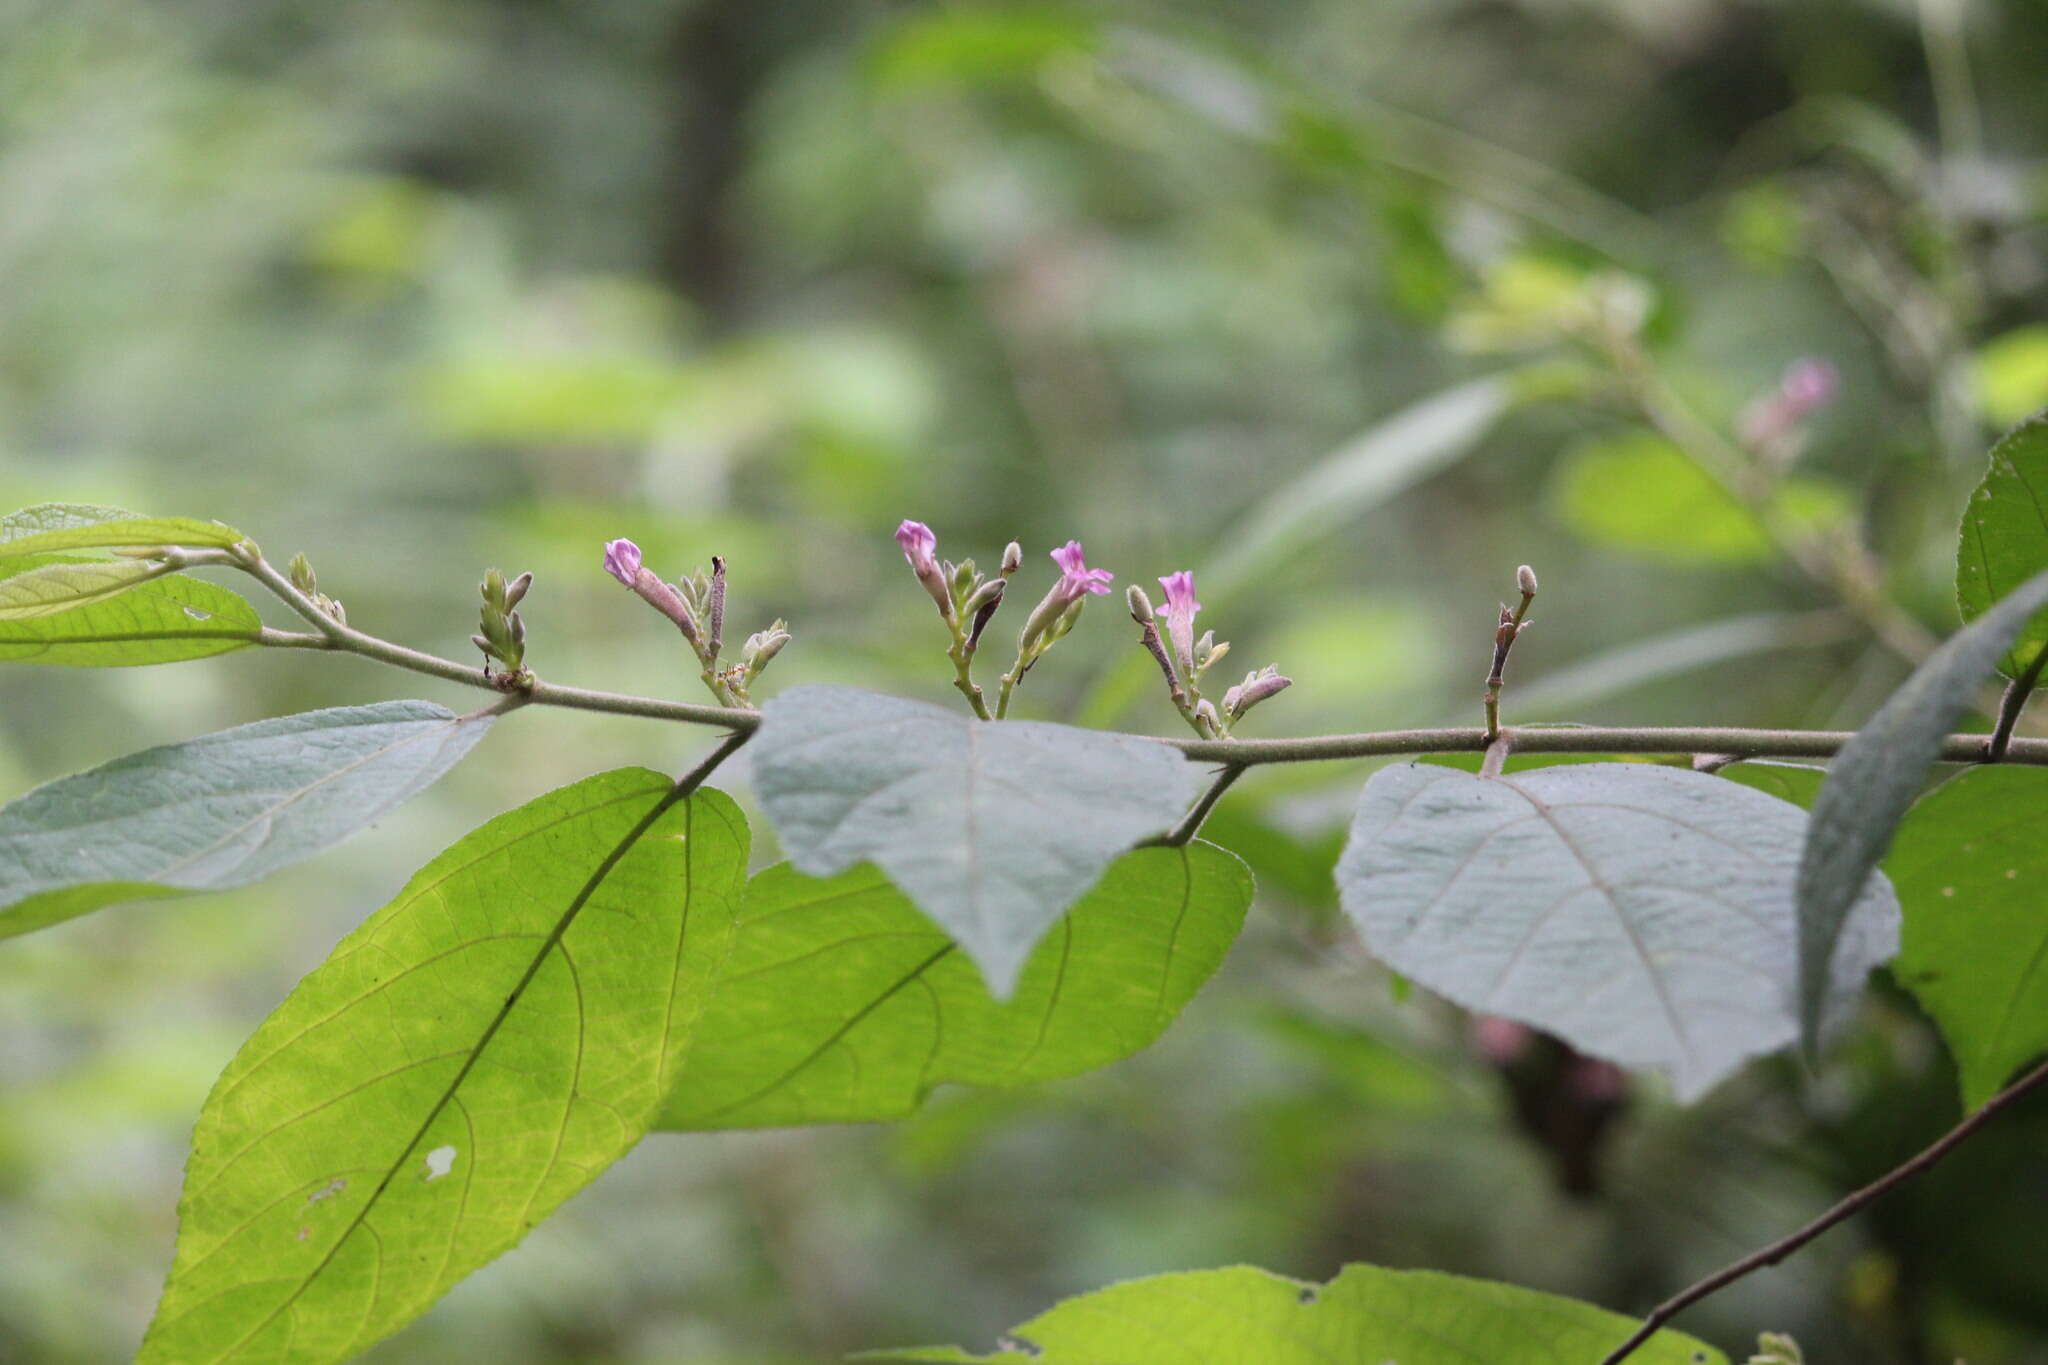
[1740,357,1840,449]
[1156,569,1201,677]
[603,538,643,587]
[895,519,954,619]
[1049,540,1114,604]
[895,520,938,575]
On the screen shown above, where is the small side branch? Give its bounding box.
[1597,1057,2048,1365]
[1158,765,1245,847]
[1984,644,2048,762]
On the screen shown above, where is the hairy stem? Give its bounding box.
[1155,765,1244,847]
[1168,725,2048,767]
[1597,1056,2048,1365]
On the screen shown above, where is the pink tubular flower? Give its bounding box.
[601,537,697,641]
[1049,540,1114,604]
[895,519,954,619]
[603,538,643,587]
[1740,356,1840,450]
[1156,570,1201,677]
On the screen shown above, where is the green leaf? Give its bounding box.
[869,6,1098,93]
[140,772,749,1365]
[747,685,1201,996]
[0,502,246,555]
[1973,329,2048,427]
[1798,565,2048,1050]
[1340,762,1898,1101]
[860,1262,1725,1364]
[658,841,1251,1130]
[0,557,177,619]
[0,555,263,664]
[1717,760,1827,809]
[1890,766,2048,1108]
[1954,410,2048,677]
[0,702,493,939]
[1548,430,1851,565]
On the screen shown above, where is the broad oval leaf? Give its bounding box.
[659,841,1251,1130]
[1955,409,2048,676]
[1340,762,1899,1101]
[1798,565,2048,1049]
[0,555,263,664]
[1716,760,1826,809]
[747,685,1202,995]
[0,702,494,939]
[0,501,245,555]
[140,772,749,1365]
[862,1262,1724,1364]
[1890,765,2048,1108]
[0,557,176,619]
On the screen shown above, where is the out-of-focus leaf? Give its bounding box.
[139,774,748,1365]
[659,841,1249,1130]
[1890,766,2048,1108]
[1954,410,2048,676]
[0,554,262,663]
[1974,330,2048,427]
[869,5,1097,93]
[860,1263,1724,1364]
[747,685,1200,995]
[1201,377,1513,601]
[0,503,244,555]
[0,702,493,939]
[0,557,175,620]
[1340,762,1898,1100]
[1798,566,2048,1049]
[1549,430,1851,565]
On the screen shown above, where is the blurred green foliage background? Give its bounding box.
[3,0,2048,1360]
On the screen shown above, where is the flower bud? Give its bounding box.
[895,520,955,621]
[962,578,1005,617]
[1000,541,1023,577]
[1517,564,1538,597]
[503,571,533,610]
[1193,698,1221,735]
[1126,585,1154,625]
[743,621,791,675]
[1226,665,1291,720]
[949,559,977,600]
[287,552,318,596]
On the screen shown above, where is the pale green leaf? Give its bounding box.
[0,554,263,664]
[861,1262,1724,1364]
[1340,762,1898,1100]
[747,685,1201,995]
[0,702,493,939]
[0,557,176,619]
[1890,766,2048,1108]
[659,841,1251,1130]
[0,502,245,555]
[1549,430,1851,565]
[1717,760,1826,809]
[1973,329,2048,427]
[1954,410,2048,677]
[140,772,749,1365]
[1798,566,2048,1049]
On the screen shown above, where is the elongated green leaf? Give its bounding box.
[0,557,176,619]
[1341,762,1898,1101]
[0,555,263,664]
[862,1263,1724,1364]
[141,772,749,1365]
[1955,410,2048,676]
[0,502,245,555]
[1797,566,2048,1050]
[659,841,1250,1130]
[747,685,1201,996]
[1549,430,1851,565]
[0,702,493,939]
[1890,766,2048,1107]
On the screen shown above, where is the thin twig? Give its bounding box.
[1597,1056,2048,1365]
[1157,765,1245,847]
[1167,725,2048,767]
[1984,644,2048,762]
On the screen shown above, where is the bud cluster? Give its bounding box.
[286,552,347,626]
[895,520,1116,720]
[603,539,785,706]
[1129,569,1289,740]
[472,567,534,683]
